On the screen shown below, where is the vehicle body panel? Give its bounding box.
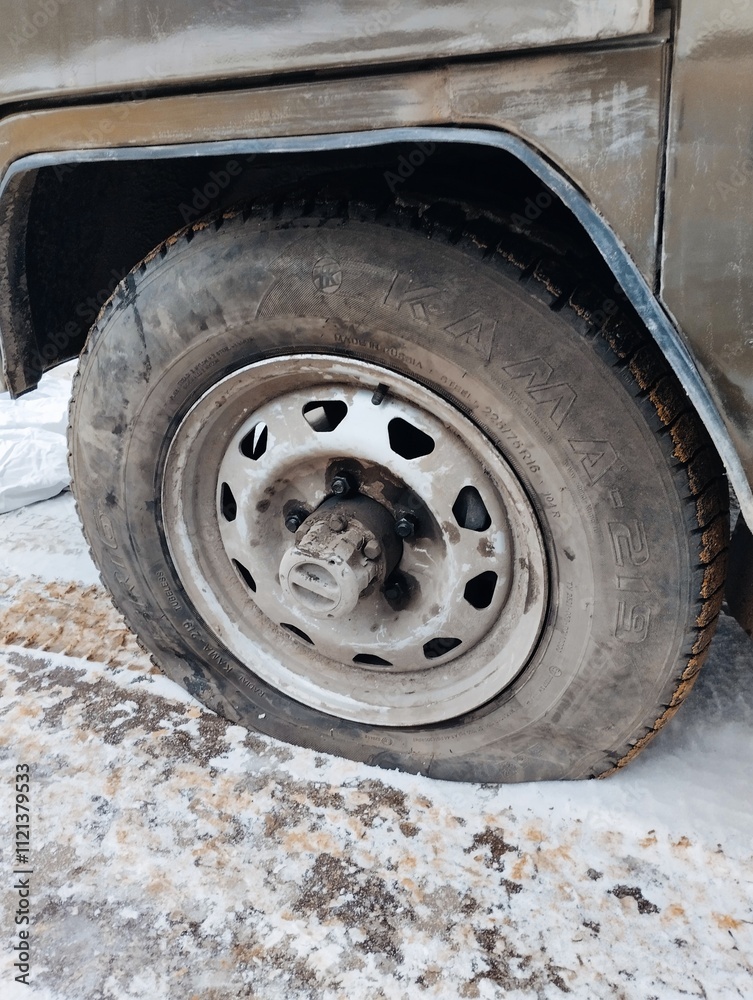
[662,0,753,480]
[0,37,668,279]
[0,0,654,104]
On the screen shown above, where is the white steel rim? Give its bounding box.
[162,354,548,725]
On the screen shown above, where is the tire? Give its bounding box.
[68,196,729,782]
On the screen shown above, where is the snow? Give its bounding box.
[0,362,75,515]
[0,397,752,997]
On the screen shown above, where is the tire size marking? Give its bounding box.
[608,520,652,643]
[541,493,561,519]
[608,520,649,567]
[615,601,651,643]
[480,407,541,476]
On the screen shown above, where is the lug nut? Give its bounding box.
[394,515,417,539]
[331,473,355,497]
[285,510,306,533]
[363,538,381,560]
[329,514,348,533]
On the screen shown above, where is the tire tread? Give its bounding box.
[68,189,729,780]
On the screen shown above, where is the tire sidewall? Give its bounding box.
[71,216,692,780]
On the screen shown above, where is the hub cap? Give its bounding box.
[162,355,547,725]
[279,496,400,620]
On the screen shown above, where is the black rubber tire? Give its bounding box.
[68,197,729,782]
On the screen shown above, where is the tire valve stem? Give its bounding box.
[371,383,389,406]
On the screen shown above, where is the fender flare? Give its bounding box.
[0,124,749,522]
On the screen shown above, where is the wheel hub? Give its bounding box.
[280,496,401,619]
[162,354,548,726]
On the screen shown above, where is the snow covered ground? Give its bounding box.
[0,419,752,997]
[0,363,74,515]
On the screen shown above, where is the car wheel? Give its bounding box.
[68,197,729,781]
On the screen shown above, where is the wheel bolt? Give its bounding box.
[285,511,306,533]
[329,514,348,533]
[331,473,355,497]
[394,515,416,539]
[363,539,381,560]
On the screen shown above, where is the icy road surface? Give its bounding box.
[1,492,752,1000]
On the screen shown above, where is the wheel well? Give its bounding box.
[15,135,751,636]
[22,141,621,385]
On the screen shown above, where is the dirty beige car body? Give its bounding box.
[0,0,751,781]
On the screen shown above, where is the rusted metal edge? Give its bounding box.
[0,124,749,525]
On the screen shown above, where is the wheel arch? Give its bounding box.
[0,124,749,533]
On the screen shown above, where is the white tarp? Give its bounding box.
[0,362,74,514]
